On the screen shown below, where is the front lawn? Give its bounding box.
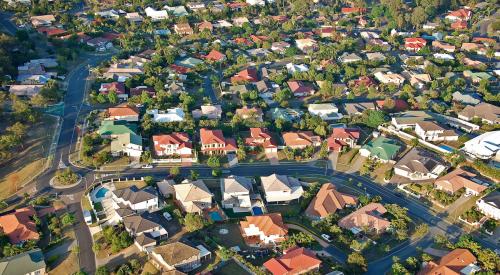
[215,260,252,275]
[336,149,359,172]
[113,180,147,190]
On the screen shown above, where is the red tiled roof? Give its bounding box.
[451,20,467,30]
[169,64,191,74]
[339,203,390,232]
[264,247,322,275]
[447,9,471,20]
[226,2,248,9]
[200,128,225,145]
[204,49,226,62]
[130,86,155,97]
[375,99,409,112]
[419,249,476,275]
[231,67,258,83]
[250,35,269,43]
[37,27,67,37]
[283,131,321,147]
[306,183,358,218]
[0,206,39,244]
[240,213,288,237]
[100,82,126,94]
[405,38,427,50]
[287,81,315,96]
[341,7,366,14]
[234,37,253,46]
[107,103,139,117]
[153,133,192,155]
[245,128,277,149]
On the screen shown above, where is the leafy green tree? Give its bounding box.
[347,252,367,273]
[61,213,75,227]
[107,90,118,104]
[207,156,221,168]
[183,213,205,232]
[360,110,387,128]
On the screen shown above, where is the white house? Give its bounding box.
[260,174,304,204]
[239,213,288,247]
[110,133,143,158]
[308,103,343,121]
[246,0,265,5]
[145,7,169,21]
[476,191,500,220]
[286,63,309,74]
[147,108,185,123]
[393,148,448,181]
[462,131,500,160]
[374,71,405,86]
[112,186,159,212]
[221,176,254,212]
[415,121,459,142]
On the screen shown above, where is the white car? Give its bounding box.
[141,164,153,169]
[321,234,332,243]
[163,212,172,221]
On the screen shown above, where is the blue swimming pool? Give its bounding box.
[95,187,109,199]
[439,145,454,152]
[209,211,223,222]
[252,207,263,215]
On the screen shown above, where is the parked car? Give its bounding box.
[163,211,172,221]
[321,234,332,243]
[141,164,153,169]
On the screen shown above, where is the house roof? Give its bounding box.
[261,174,302,193]
[416,121,445,132]
[153,242,200,266]
[0,249,45,275]
[395,148,446,175]
[361,136,401,161]
[480,191,500,209]
[375,99,409,112]
[153,133,191,150]
[200,128,226,145]
[110,133,143,152]
[283,131,321,147]
[287,81,315,95]
[231,67,258,83]
[235,106,263,118]
[99,120,137,136]
[222,175,253,194]
[264,246,322,275]
[435,168,487,194]
[240,213,288,236]
[123,214,161,234]
[330,127,360,140]
[306,183,357,218]
[459,103,500,123]
[338,203,390,232]
[0,206,39,244]
[419,249,476,275]
[174,179,213,202]
[113,186,156,204]
[108,103,139,117]
[205,49,225,62]
[343,102,376,116]
[392,111,432,125]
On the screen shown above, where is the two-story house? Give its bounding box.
[245,128,278,153]
[111,186,159,212]
[221,176,254,212]
[199,128,237,155]
[153,133,193,158]
[240,213,288,247]
[173,179,213,214]
[282,131,321,150]
[261,174,304,204]
[415,121,459,142]
[151,242,209,272]
[394,148,448,181]
[327,127,360,152]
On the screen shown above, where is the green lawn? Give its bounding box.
[215,260,251,275]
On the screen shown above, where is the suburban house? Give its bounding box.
[151,242,210,273]
[111,186,159,212]
[173,179,213,214]
[231,67,259,83]
[393,148,448,181]
[434,168,488,196]
[110,132,143,158]
[125,12,143,23]
[419,249,480,275]
[339,53,363,63]
[147,108,185,123]
[153,133,193,158]
[235,106,264,122]
[476,191,500,220]
[0,206,39,244]
[270,108,303,122]
[99,82,128,100]
[204,49,226,62]
[374,71,405,86]
[106,104,140,122]
[0,249,46,275]
[327,127,360,152]
[445,8,472,21]
[263,246,322,275]
[99,120,138,138]
[197,21,213,32]
[221,175,254,212]
[308,103,343,121]
[338,203,390,234]
[174,23,194,35]
[282,131,321,149]
[343,102,376,117]
[287,81,316,97]
[432,41,456,52]
[145,7,169,21]
[295,38,318,53]
[260,174,304,204]
[240,213,288,247]
[404,37,427,52]
[458,103,500,124]
[199,128,237,155]
[245,128,278,153]
[360,136,401,163]
[452,91,482,105]
[306,183,357,220]
[8,84,44,97]
[30,15,56,27]
[462,131,500,160]
[415,121,459,142]
[192,104,222,120]
[122,214,168,251]
[391,111,433,130]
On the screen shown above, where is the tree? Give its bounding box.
[61,213,75,227]
[190,170,199,180]
[410,138,419,147]
[96,266,109,275]
[411,7,427,28]
[144,176,155,186]
[361,110,387,128]
[207,156,221,168]
[183,213,205,232]
[347,252,367,273]
[107,90,118,104]
[170,166,180,177]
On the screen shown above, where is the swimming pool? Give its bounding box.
[95,187,109,199]
[252,207,263,215]
[439,145,454,152]
[209,211,223,222]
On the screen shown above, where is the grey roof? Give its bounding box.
[113,186,157,204]
[481,191,500,208]
[452,92,481,105]
[135,232,156,246]
[115,206,135,218]
[395,148,445,174]
[392,111,432,125]
[123,214,161,234]
[0,249,45,275]
[343,102,376,116]
[221,176,253,194]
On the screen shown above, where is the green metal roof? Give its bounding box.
[361,136,401,161]
[99,120,138,136]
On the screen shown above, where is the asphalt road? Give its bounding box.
[0,12,18,35]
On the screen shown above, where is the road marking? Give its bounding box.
[59,159,67,169]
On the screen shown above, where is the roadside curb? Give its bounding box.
[49,174,82,189]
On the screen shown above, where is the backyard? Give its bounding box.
[214,259,252,275]
[0,115,58,199]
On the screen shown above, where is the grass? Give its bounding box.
[100,156,130,171]
[81,196,92,211]
[369,162,394,184]
[446,196,480,222]
[336,149,359,172]
[48,251,79,275]
[215,260,251,275]
[0,115,58,199]
[141,261,159,275]
[113,180,147,190]
[205,223,249,250]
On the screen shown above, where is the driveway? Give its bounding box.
[328,152,339,170]
[266,152,279,165]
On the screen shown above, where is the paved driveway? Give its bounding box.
[328,152,339,170]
